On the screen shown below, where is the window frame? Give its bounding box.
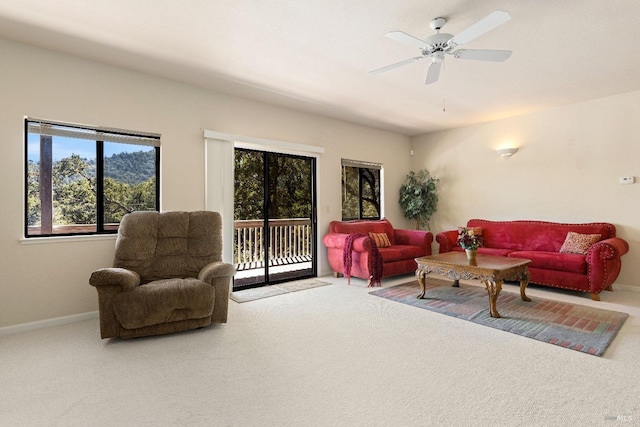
[24,118,161,238]
[341,159,383,221]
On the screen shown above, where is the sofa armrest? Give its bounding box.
[585,237,629,293]
[394,228,433,250]
[436,230,459,253]
[322,233,371,252]
[89,268,140,290]
[586,237,629,262]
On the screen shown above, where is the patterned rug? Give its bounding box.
[230,279,331,303]
[370,278,628,357]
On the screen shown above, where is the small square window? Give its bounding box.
[341,159,382,220]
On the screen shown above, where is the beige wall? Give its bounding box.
[411,90,640,288]
[0,38,411,327]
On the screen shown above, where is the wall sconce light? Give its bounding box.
[497,147,518,158]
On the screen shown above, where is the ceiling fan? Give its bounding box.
[370,10,512,84]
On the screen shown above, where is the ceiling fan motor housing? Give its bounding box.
[423,33,454,54]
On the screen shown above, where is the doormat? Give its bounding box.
[230,279,331,303]
[369,278,628,357]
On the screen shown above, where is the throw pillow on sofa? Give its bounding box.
[559,232,601,254]
[369,232,391,248]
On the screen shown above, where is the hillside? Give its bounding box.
[104,149,156,185]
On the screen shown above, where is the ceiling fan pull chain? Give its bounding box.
[442,60,446,112]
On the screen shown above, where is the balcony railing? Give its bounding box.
[234,218,312,271]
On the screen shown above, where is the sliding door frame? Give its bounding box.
[204,129,324,282]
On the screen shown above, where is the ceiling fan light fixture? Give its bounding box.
[432,52,444,63]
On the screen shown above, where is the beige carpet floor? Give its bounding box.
[1,274,639,426]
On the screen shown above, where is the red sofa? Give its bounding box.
[323,219,433,285]
[436,219,629,300]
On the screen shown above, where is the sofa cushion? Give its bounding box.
[113,278,214,329]
[395,245,428,259]
[508,251,587,274]
[559,232,601,254]
[377,247,404,262]
[369,232,391,248]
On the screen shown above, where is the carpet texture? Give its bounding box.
[370,278,628,356]
[230,279,331,302]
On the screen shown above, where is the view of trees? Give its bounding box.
[342,166,380,220]
[27,150,157,228]
[234,149,312,220]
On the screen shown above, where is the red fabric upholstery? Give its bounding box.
[329,219,396,244]
[436,219,629,298]
[508,251,586,274]
[323,219,433,284]
[467,219,615,252]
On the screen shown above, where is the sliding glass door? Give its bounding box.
[233,148,316,290]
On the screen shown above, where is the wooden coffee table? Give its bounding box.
[415,252,532,318]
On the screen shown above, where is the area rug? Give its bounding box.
[369,278,628,357]
[230,279,331,303]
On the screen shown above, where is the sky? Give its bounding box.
[27,134,149,162]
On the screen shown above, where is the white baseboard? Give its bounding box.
[0,311,99,337]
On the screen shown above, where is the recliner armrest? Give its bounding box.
[89,268,140,290]
[199,262,236,283]
[199,261,235,323]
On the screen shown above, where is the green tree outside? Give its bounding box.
[27,150,156,228]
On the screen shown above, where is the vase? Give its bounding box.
[465,249,477,263]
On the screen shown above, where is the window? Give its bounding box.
[341,159,382,220]
[25,118,160,237]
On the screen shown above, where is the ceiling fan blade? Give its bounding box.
[448,10,511,47]
[425,60,442,85]
[453,49,512,62]
[369,56,425,75]
[385,31,429,49]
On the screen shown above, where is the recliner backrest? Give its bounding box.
[114,211,222,283]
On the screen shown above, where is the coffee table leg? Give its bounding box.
[483,280,503,318]
[519,279,531,302]
[520,271,531,302]
[416,270,427,299]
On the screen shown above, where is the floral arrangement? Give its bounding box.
[457,227,483,250]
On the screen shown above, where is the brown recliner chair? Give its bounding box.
[89,211,235,339]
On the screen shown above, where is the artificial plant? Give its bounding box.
[398,168,439,230]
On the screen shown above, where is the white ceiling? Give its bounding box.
[1,0,640,136]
